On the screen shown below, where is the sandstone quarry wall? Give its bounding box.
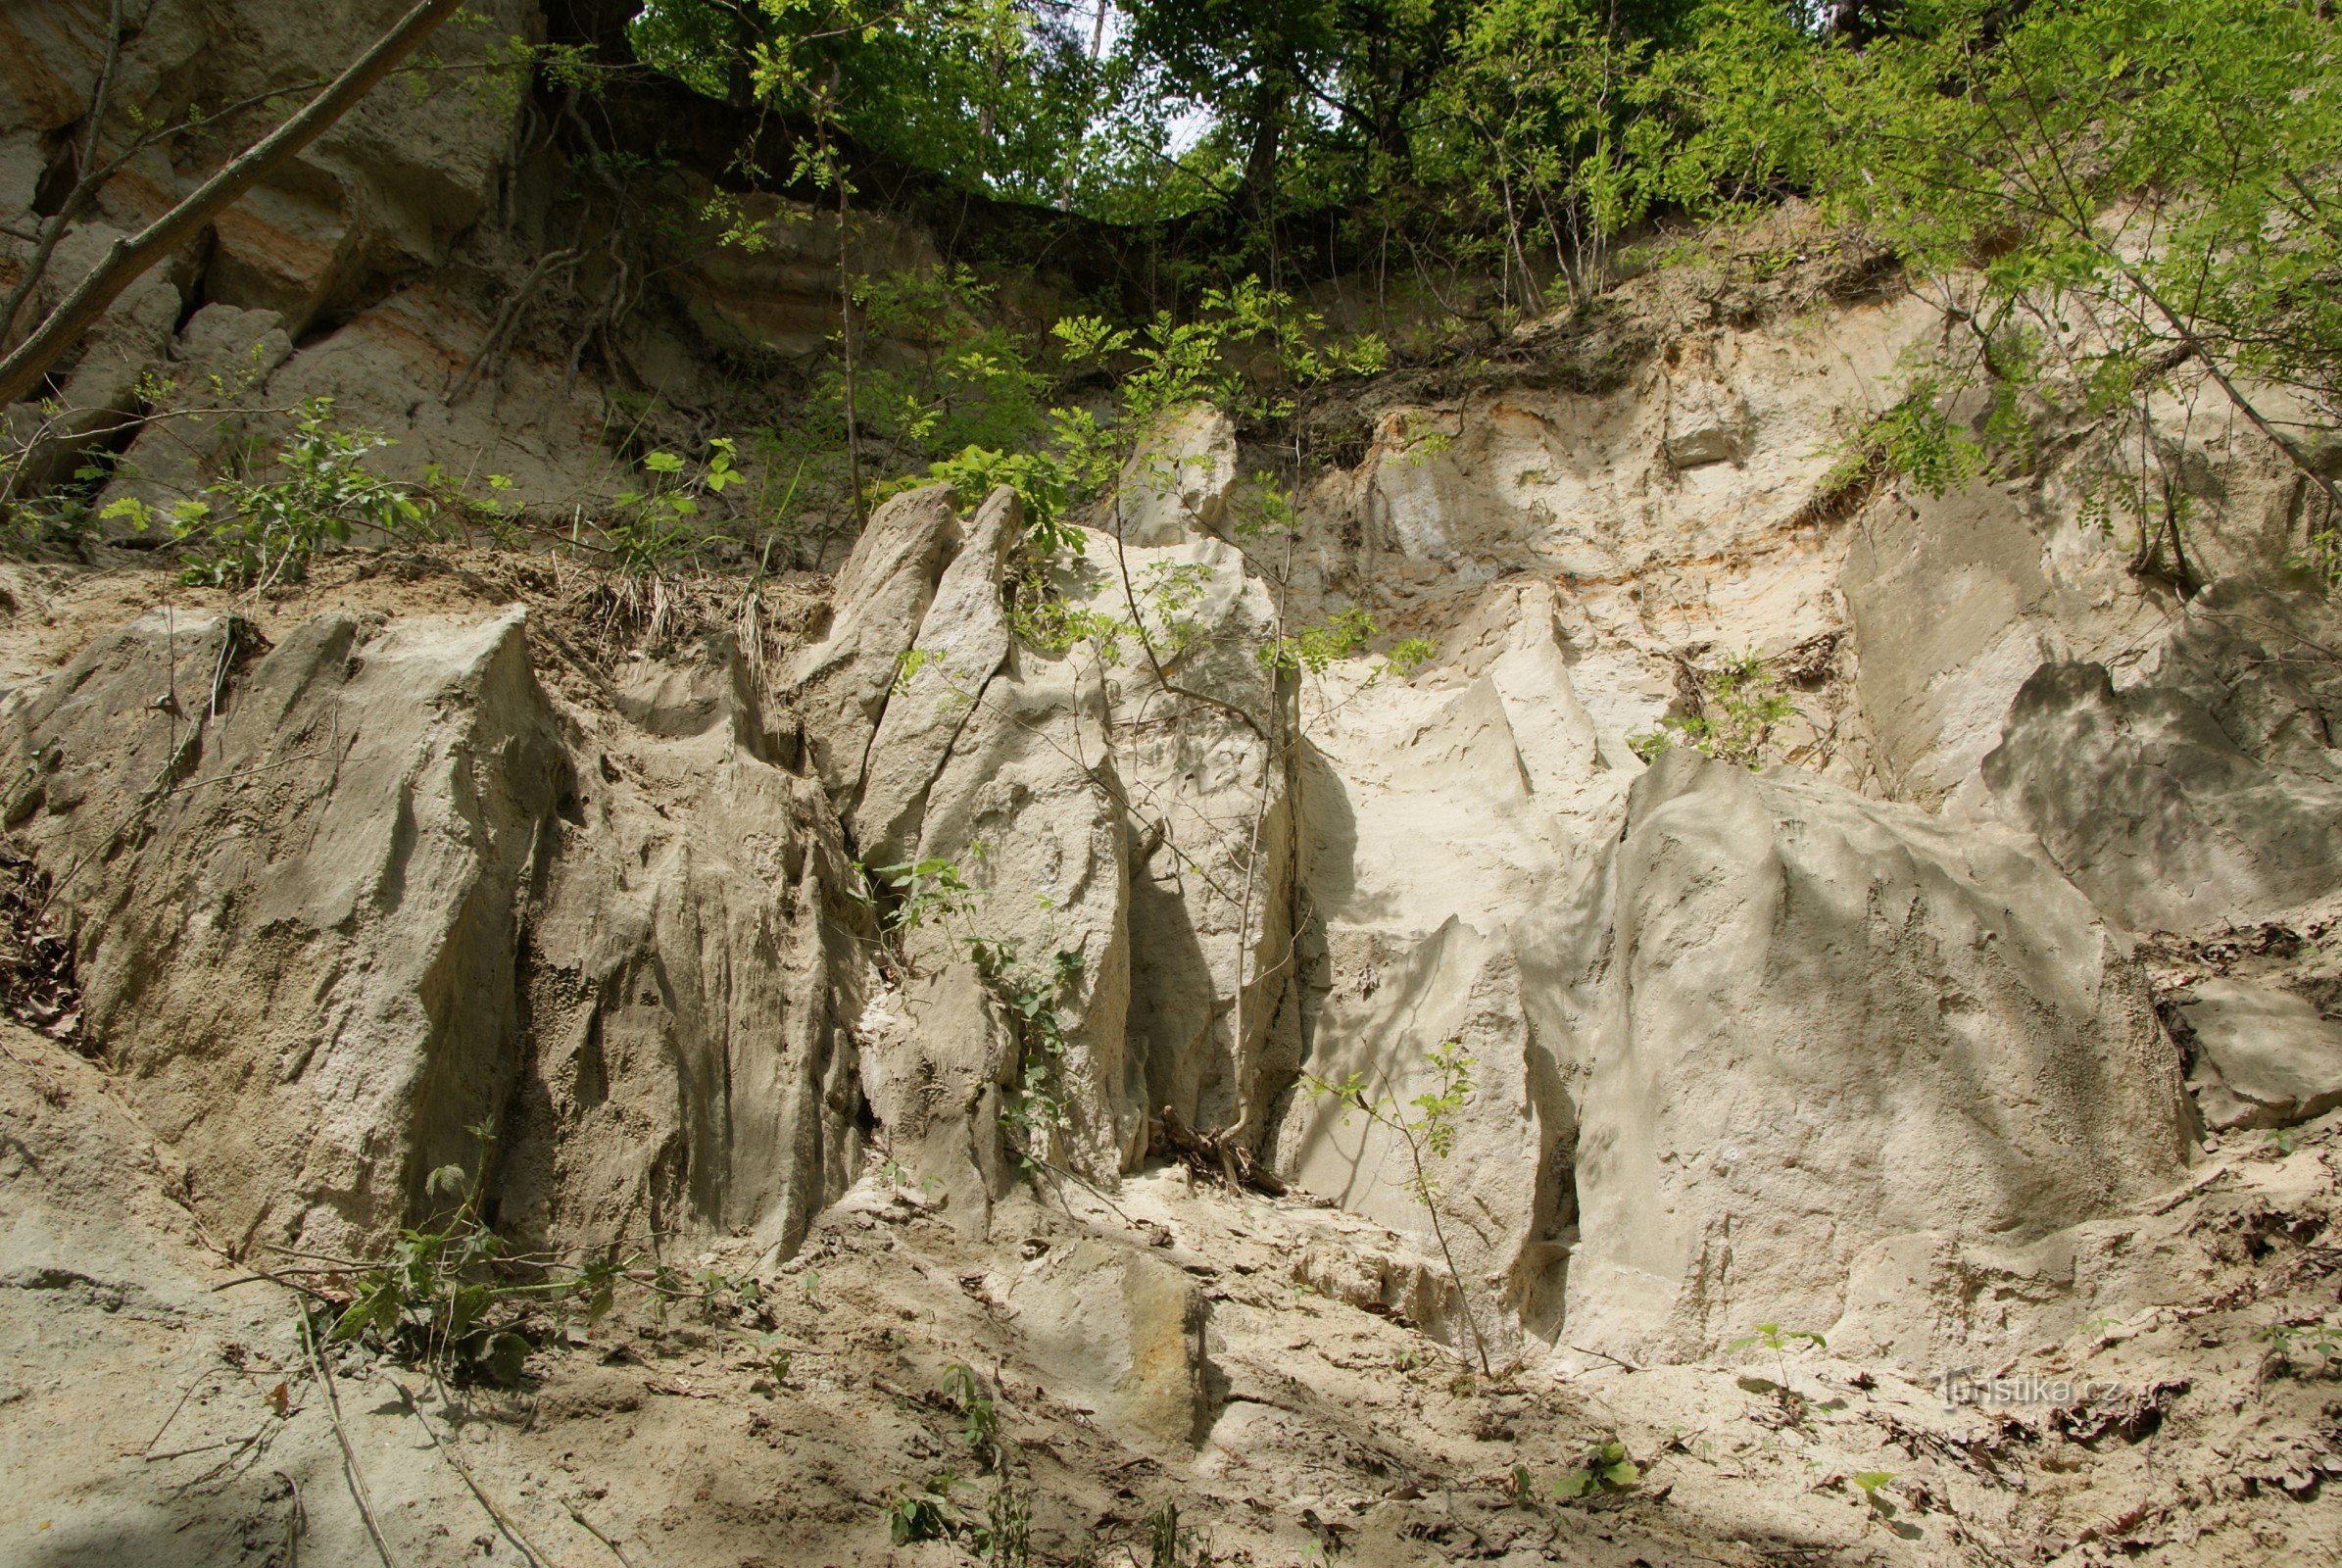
[4,0,2340,1381]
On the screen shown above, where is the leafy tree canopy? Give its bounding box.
[612,0,2341,563]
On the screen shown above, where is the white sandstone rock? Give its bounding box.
[1981,582,2342,931]
[1559,751,2188,1362]
[1000,1237,1210,1451]
[785,482,963,796]
[2,609,563,1252]
[1116,405,1237,546]
[852,485,1020,860]
[2181,979,2342,1132]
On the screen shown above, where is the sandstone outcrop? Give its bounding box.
[1981,580,2342,932]
[1115,405,1238,546]
[95,305,295,534]
[1,607,563,1252]
[853,964,1018,1231]
[4,0,529,332]
[851,485,1023,862]
[785,482,964,797]
[2179,978,2342,1132]
[1,155,2333,1416]
[998,1237,1210,1451]
[1557,751,2187,1362]
[0,602,871,1266]
[10,8,2342,1559]
[1065,527,1293,1150]
[501,632,868,1262]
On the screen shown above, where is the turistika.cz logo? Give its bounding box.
[1935,1368,2122,1410]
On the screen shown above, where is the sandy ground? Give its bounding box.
[4,1012,2338,1568]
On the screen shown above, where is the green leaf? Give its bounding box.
[331,1298,379,1343]
[483,1331,530,1387]
[449,1282,494,1337]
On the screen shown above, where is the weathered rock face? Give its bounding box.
[996,1237,1210,1451]
[1271,915,1576,1361]
[1,0,650,545]
[1980,581,2342,932]
[786,482,965,799]
[813,488,1140,1182]
[1321,299,1929,630]
[0,602,870,1265]
[1556,752,2187,1362]
[668,187,941,361]
[8,158,2340,1438]
[2,224,185,494]
[1662,335,1752,469]
[852,486,1023,862]
[1256,570,1670,1356]
[1241,261,2342,1371]
[499,634,869,1261]
[2178,979,2342,1132]
[1115,405,1238,546]
[1841,479,2166,808]
[1270,690,2189,1366]
[809,492,1307,1187]
[853,964,1018,1232]
[5,1,988,563]
[2,0,531,334]
[96,306,296,532]
[785,482,1159,1214]
[1061,528,1292,1148]
[895,635,1138,1180]
[1,608,565,1252]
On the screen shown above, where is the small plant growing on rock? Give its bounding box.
[971,936,1087,1180]
[942,1362,1000,1469]
[1729,1322,1828,1424]
[872,856,980,936]
[974,1473,1034,1567]
[908,278,1385,555]
[1628,651,1794,769]
[2073,1311,2122,1344]
[755,1333,793,1389]
[884,1471,965,1544]
[889,646,941,696]
[607,439,740,577]
[1729,1322,1828,1388]
[1255,604,1436,681]
[886,1371,1032,1562]
[104,397,454,590]
[1551,1438,1643,1503]
[1303,1040,1493,1375]
[323,1124,537,1385]
[855,852,982,974]
[1820,380,1982,502]
[1144,1501,1210,1568]
[1846,1469,1921,1540]
[2257,1319,2342,1380]
[589,438,745,645]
